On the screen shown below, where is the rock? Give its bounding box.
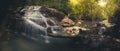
[40,6,66,21]
[63,26,80,36]
[60,16,75,27]
[99,20,115,27]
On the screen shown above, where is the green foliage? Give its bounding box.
[68,0,119,21]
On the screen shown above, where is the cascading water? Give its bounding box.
[20,6,60,43]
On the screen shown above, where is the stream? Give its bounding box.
[0,6,119,51]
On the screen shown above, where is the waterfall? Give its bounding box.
[21,7,59,43]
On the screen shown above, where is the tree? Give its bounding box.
[68,0,119,21]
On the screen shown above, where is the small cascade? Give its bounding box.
[21,6,59,43]
[38,12,50,43]
[98,26,106,35]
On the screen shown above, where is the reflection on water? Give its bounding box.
[0,34,119,51]
[0,34,77,51]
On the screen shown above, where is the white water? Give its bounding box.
[98,27,106,35]
[22,8,58,43]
